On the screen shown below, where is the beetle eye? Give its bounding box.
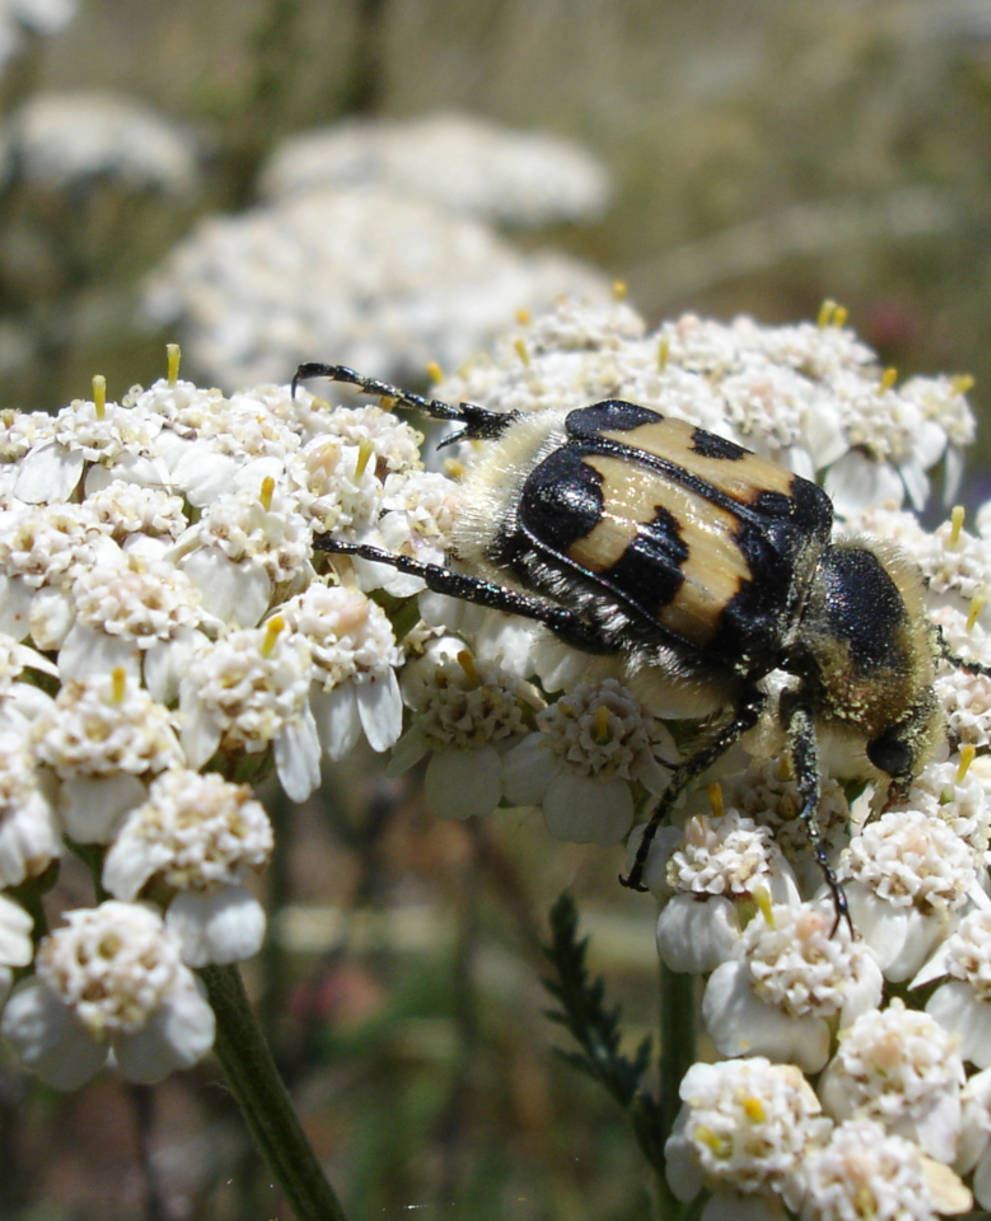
[866,732,913,779]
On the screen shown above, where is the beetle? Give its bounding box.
[293,361,984,930]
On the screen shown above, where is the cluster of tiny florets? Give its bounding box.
[1,291,990,1216]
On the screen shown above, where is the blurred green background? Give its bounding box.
[2,2,990,1217]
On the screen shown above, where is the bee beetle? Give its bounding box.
[293,362,983,931]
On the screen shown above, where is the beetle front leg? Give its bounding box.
[780,692,852,936]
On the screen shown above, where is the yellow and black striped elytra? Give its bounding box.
[292,362,976,931]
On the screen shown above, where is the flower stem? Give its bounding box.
[656,960,697,1218]
[199,963,348,1221]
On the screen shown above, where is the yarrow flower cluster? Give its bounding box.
[143,188,611,389]
[0,90,199,196]
[0,292,989,1219]
[0,0,76,73]
[257,110,611,227]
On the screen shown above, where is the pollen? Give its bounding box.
[354,437,374,479]
[166,342,181,386]
[816,297,848,327]
[110,667,127,705]
[92,374,107,421]
[966,587,986,631]
[258,475,275,511]
[513,337,530,367]
[950,504,966,547]
[261,616,284,656]
[956,743,975,783]
[707,781,724,819]
[456,649,479,686]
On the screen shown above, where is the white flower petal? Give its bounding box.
[0,895,33,966]
[656,894,739,974]
[542,773,633,844]
[274,706,321,801]
[355,671,404,753]
[166,886,266,967]
[313,684,362,761]
[14,442,84,503]
[59,773,148,843]
[113,972,215,1082]
[703,960,831,1074]
[424,747,502,819]
[1,978,107,1090]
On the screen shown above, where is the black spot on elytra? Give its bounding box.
[518,447,604,553]
[690,428,747,461]
[597,504,687,613]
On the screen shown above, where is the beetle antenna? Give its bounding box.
[291,362,518,441]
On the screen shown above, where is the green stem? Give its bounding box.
[657,960,697,1219]
[199,963,349,1221]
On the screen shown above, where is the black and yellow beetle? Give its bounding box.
[293,362,978,929]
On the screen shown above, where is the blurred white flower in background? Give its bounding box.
[143,187,611,388]
[0,90,199,195]
[258,111,611,227]
[0,0,75,72]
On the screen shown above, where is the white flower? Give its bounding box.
[839,809,986,982]
[0,90,198,194]
[956,1068,991,1207]
[0,500,116,648]
[0,728,61,885]
[912,910,991,1068]
[281,582,404,760]
[258,111,611,227]
[0,0,76,69]
[103,769,273,967]
[502,677,675,845]
[170,483,313,628]
[178,619,320,802]
[665,1057,830,1215]
[797,1118,971,1221]
[818,998,966,1164]
[390,644,541,820]
[1,901,214,1088]
[702,901,883,1074]
[57,547,208,702]
[0,630,57,727]
[0,893,32,1008]
[33,669,183,842]
[84,480,189,548]
[652,810,801,974]
[717,761,851,898]
[143,187,611,388]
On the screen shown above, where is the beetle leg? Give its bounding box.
[620,686,766,892]
[313,536,613,651]
[935,624,991,680]
[780,692,852,936]
[292,362,516,440]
